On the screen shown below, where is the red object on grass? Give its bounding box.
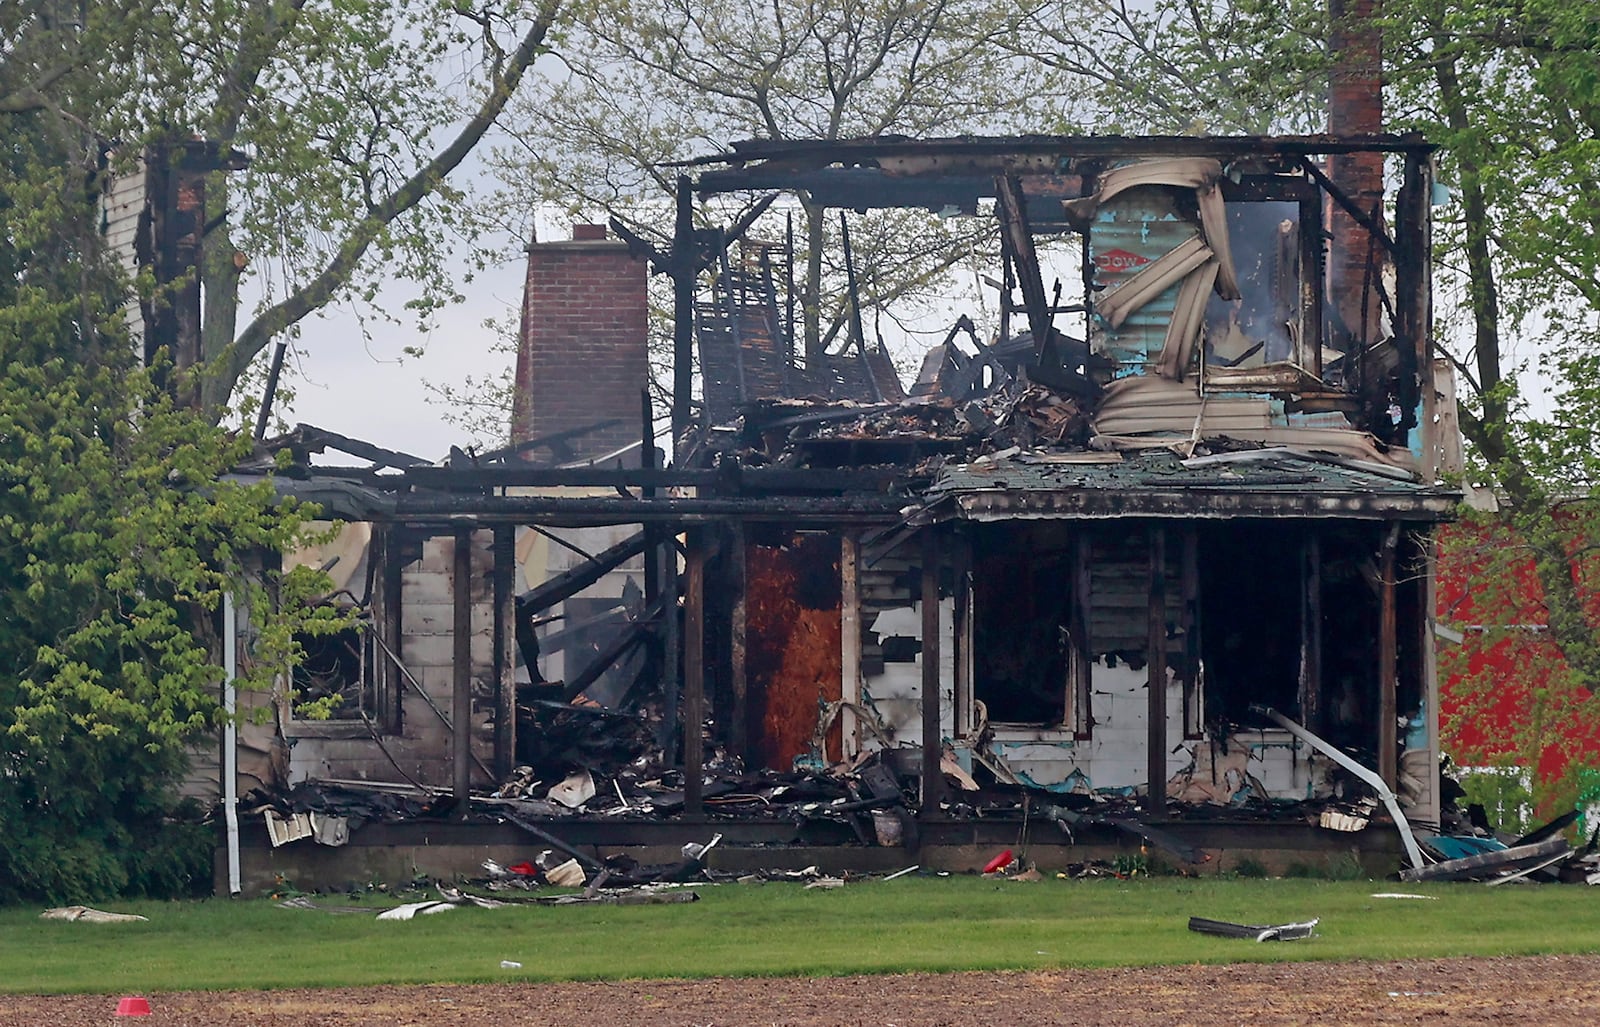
[982,850,1014,874]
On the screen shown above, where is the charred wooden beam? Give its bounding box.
[516,531,647,615]
[492,526,516,778]
[658,529,682,757]
[1300,532,1323,733]
[525,524,595,563]
[270,424,433,469]
[919,530,943,820]
[1179,526,1201,739]
[686,133,1437,181]
[405,466,707,489]
[1070,531,1093,738]
[560,598,663,703]
[636,182,780,449]
[670,176,697,448]
[402,464,905,493]
[1296,155,1396,257]
[1378,522,1400,790]
[641,387,663,701]
[374,526,404,732]
[396,493,906,526]
[682,529,707,817]
[946,529,967,752]
[1146,524,1167,813]
[1395,152,1433,446]
[470,418,626,466]
[994,174,1054,365]
[729,522,749,762]
[839,213,884,402]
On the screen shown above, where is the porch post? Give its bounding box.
[683,527,706,817]
[1146,523,1167,812]
[670,176,695,449]
[1301,531,1323,733]
[492,526,516,779]
[453,527,474,815]
[729,522,749,761]
[920,529,943,817]
[1379,522,1400,790]
[840,532,861,757]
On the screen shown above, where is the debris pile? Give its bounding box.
[1406,811,1600,885]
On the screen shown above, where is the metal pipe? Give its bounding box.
[1250,704,1425,870]
[222,592,241,896]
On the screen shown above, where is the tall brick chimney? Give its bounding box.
[511,225,649,463]
[1327,0,1384,347]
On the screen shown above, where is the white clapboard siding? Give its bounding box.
[100,161,147,350]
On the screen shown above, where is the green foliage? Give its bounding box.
[1019,0,1331,135]
[1455,766,1535,835]
[2,1,563,415]
[1230,857,1270,878]
[0,112,327,904]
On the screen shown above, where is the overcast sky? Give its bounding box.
[268,257,525,462]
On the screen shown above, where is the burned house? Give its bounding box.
[220,134,1462,892]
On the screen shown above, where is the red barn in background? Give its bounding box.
[1435,515,1600,823]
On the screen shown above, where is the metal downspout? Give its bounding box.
[223,592,242,896]
[1251,704,1425,870]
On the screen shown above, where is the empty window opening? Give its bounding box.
[292,626,370,719]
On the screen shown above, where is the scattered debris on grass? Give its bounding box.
[40,906,149,923]
[1188,916,1319,942]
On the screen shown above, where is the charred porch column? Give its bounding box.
[729,522,749,761]
[492,526,516,779]
[1300,532,1324,733]
[453,527,474,816]
[1379,522,1400,790]
[683,526,707,817]
[1146,524,1168,813]
[920,530,944,818]
[670,176,696,450]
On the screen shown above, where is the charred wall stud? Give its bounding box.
[920,529,943,820]
[1146,524,1168,813]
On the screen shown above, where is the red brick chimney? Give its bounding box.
[1327,0,1384,347]
[510,225,649,463]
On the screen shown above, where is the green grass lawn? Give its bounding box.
[2,876,1597,994]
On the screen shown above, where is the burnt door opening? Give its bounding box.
[1197,522,1303,724]
[972,523,1072,725]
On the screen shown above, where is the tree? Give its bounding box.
[0,111,340,902]
[1385,0,1600,813]
[1016,0,1330,136]
[488,0,1049,391]
[1023,0,1600,813]
[1,0,563,418]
